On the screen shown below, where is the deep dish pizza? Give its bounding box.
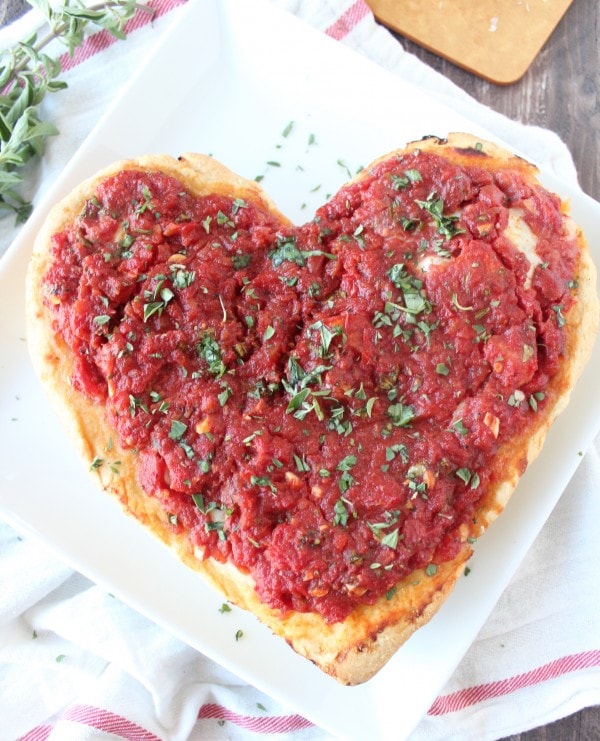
[26,134,598,684]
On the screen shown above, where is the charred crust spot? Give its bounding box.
[420,134,448,144]
[453,145,489,157]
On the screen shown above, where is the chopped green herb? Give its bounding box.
[385,443,409,464]
[336,455,357,493]
[197,333,226,378]
[216,210,234,226]
[143,276,174,322]
[528,391,545,411]
[333,497,350,527]
[337,454,357,471]
[353,223,366,247]
[415,192,465,240]
[89,456,104,471]
[206,520,226,541]
[250,475,277,493]
[168,420,187,441]
[269,236,335,268]
[387,402,416,427]
[552,305,566,327]
[337,158,352,178]
[128,394,148,417]
[367,511,400,543]
[451,418,469,436]
[263,325,276,341]
[380,528,399,549]
[293,453,310,473]
[286,387,311,413]
[192,493,218,515]
[400,216,421,232]
[507,390,525,408]
[391,169,422,190]
[135,185,153,215]
[217,383,232,407]
[311,320,344,357]
[456,467,480,489]
[232,253,251,270]
[231,198,247,215]
[170,264,196,289]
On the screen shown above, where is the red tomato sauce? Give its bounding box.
[42,149,579,622]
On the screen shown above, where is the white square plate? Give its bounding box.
[1,1,599,738]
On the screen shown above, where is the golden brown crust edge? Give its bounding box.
[25,136,599,686]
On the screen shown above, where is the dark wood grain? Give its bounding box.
[1,0,598,738]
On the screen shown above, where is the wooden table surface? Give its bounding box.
[1,0,598,738]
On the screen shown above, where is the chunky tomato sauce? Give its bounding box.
[43,148,579,622]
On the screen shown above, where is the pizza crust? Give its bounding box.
[25,134,599,685]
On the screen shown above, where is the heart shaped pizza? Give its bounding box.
[26,134,598,684]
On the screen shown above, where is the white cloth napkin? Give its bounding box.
[1,1,599,739]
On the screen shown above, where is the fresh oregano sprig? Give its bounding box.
[0,0,153,223]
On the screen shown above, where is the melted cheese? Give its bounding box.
[504,208,542,289]
[417,253,447,274]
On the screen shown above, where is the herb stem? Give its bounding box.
[0,0,152,223]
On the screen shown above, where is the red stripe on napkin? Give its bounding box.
[198,703,314,733]
[325,0,372,40]
[59,0,186,73]
[17,727,52,741]
[428,649,600,715]
[19,704,162,741]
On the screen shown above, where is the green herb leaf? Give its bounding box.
[415,193,465,240]
[333,497,350,527]
[387,402,416,427]
[380,528,399,549]
[263,325,276,341]
[391,169,422,190]
[552,305,566,327]
[0,1,153,223]
[197,333,226,378]
[168,420,187,441]
[250,475,277,493]
[269,236,336,268]
[451,418,469,436]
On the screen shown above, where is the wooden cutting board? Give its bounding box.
[366,0,574,84]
